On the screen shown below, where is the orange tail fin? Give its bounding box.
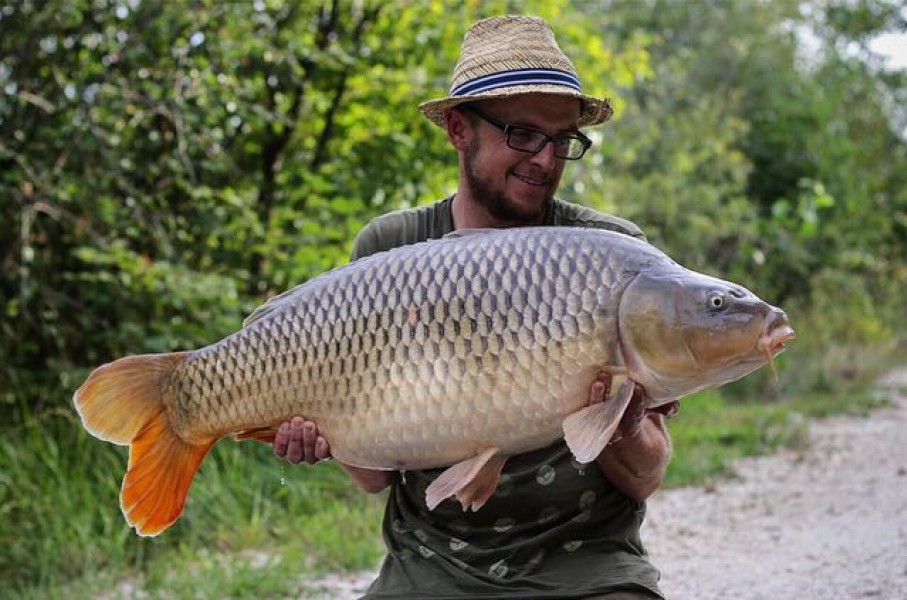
[73,353,216,537]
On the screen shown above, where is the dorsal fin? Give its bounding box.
[242,255,375,328]
[442,228,500,239]
[245,229,498,328]
[242,267,346,328]
[242,282,307,328]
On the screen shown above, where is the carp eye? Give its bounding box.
[708,293,726,310]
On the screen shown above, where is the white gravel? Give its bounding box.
[310,370,907,599]
[645,368,907,599]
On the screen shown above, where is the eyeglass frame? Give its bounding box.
[458,104,593,160]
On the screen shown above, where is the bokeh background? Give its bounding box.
[1,0,905,597]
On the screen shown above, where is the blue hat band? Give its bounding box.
[451,68,582,97]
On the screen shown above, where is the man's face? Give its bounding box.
[462,94,582,225]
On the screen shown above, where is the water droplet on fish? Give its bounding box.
[578,467,586,476]
[400,470,407,485]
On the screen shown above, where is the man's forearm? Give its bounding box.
[596,414,672,501]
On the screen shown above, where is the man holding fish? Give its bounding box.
[74,13,792,600]
[275,16,675,599]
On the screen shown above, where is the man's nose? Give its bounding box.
[529,139,558,169]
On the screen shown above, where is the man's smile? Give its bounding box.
[512,172,551,187]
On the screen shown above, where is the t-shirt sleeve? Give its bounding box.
[552,199,648,242]
[349,199,453,262]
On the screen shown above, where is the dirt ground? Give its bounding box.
[311,369,907,599]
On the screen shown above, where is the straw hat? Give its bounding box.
[419,15,613,128]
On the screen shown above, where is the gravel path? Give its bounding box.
[311,370,907,599]
[644,368,907,599]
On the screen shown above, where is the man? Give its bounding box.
[274,16,673,599]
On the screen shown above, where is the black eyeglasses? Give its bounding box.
[460,104,592,160]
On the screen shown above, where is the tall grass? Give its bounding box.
[1,409,386,598]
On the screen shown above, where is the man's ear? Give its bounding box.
[445,107,471,151]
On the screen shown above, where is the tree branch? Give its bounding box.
[309,4,382,171]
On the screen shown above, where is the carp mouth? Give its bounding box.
[757,309,796,380]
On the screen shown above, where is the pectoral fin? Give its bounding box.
[425,447,506,512]
[563,379,635,464]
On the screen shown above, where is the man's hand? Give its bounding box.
[272,416,395,493]
[273,416,332,465]
[620,391,678,445]
[585,371,679,444]
[587,372,675,501]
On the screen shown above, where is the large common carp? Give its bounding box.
[74,227,794,537]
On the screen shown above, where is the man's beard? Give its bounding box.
[464,138,552,225]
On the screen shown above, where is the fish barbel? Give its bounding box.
[73,227,794,536]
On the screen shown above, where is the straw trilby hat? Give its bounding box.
[419,15,613,128]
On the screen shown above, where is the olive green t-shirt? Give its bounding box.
[352,197,663,599]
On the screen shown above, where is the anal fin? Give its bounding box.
[425,447,505,511]
[563,379,635,464]
[455,454,507,512]
[234,426,279,444]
